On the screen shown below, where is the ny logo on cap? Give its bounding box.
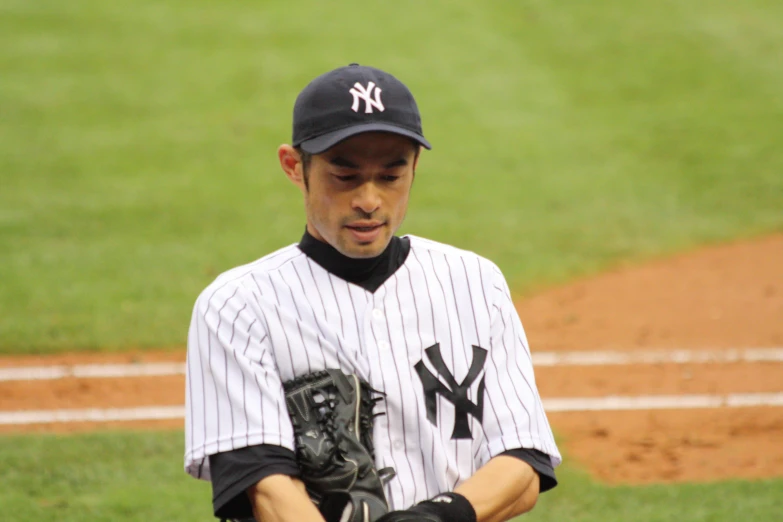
[349,81,385,114]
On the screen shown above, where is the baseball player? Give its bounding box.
[185,64,561,522]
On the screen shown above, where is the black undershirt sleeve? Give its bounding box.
[500,448,558,493]
[210,446,553,519]
[208,444,300,519]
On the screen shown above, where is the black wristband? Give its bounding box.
[412,492,477,522]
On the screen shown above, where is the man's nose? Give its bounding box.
[352,182,382,214]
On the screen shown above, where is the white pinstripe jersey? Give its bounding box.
[185,235,561,510]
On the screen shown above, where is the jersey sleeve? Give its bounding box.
[184,280,295,481]
[477,265,562,469]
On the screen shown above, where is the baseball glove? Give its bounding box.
[283,369,395,522]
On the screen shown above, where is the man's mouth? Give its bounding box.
[348,225,382,231]
[346,221,384,230]
[345,222,385,242]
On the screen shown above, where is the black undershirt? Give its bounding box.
[209,445,299,520]
[297,229,411,292]
[208,231,557,519]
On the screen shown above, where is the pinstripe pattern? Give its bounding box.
[184,236,561,506]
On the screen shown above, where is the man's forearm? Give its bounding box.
[454,455,540,522]
[246,474,325,522]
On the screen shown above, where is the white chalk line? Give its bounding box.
[2,393,782,425]
[544,392,783,412]
[1,348,782,382]
[0,406,185,425]
[532,347,783,366]
[0,362,186,382]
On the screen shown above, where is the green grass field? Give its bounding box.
[2,0,783,520]
[2,0,782,353]
[2,431,781,521]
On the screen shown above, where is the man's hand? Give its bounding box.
[376,513,441,522]
[372,493,475,522]
[374,455,540,522]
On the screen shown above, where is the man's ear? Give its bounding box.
[278,144,306,191]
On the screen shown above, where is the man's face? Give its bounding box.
[300,132,419,259]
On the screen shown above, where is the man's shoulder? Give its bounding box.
[195,243,303,305]
[406,235,502,274]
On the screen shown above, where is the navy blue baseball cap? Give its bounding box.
[292,64,431,154]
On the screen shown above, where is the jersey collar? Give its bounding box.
[297,229,410,293]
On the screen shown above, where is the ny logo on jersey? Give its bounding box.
[349,81,385,113]
[414,343,487,439]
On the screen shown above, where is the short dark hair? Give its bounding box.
[295,146,312,189]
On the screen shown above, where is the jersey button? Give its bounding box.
[393,440,404,451]
[372,308,384,320]
[378,340,390,350]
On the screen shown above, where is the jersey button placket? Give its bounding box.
[372,307,389,350]
[368,299,393,456]
[364,299,387,389]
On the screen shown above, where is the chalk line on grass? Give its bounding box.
[2,393,782,425]
[1,348,782,382]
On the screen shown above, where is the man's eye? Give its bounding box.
[382,175,400,182]
[334,175,357,182]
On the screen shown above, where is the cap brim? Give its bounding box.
[298,123,432,154]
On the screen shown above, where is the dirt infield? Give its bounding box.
[517,234,783,351]
[2,234,782,485]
